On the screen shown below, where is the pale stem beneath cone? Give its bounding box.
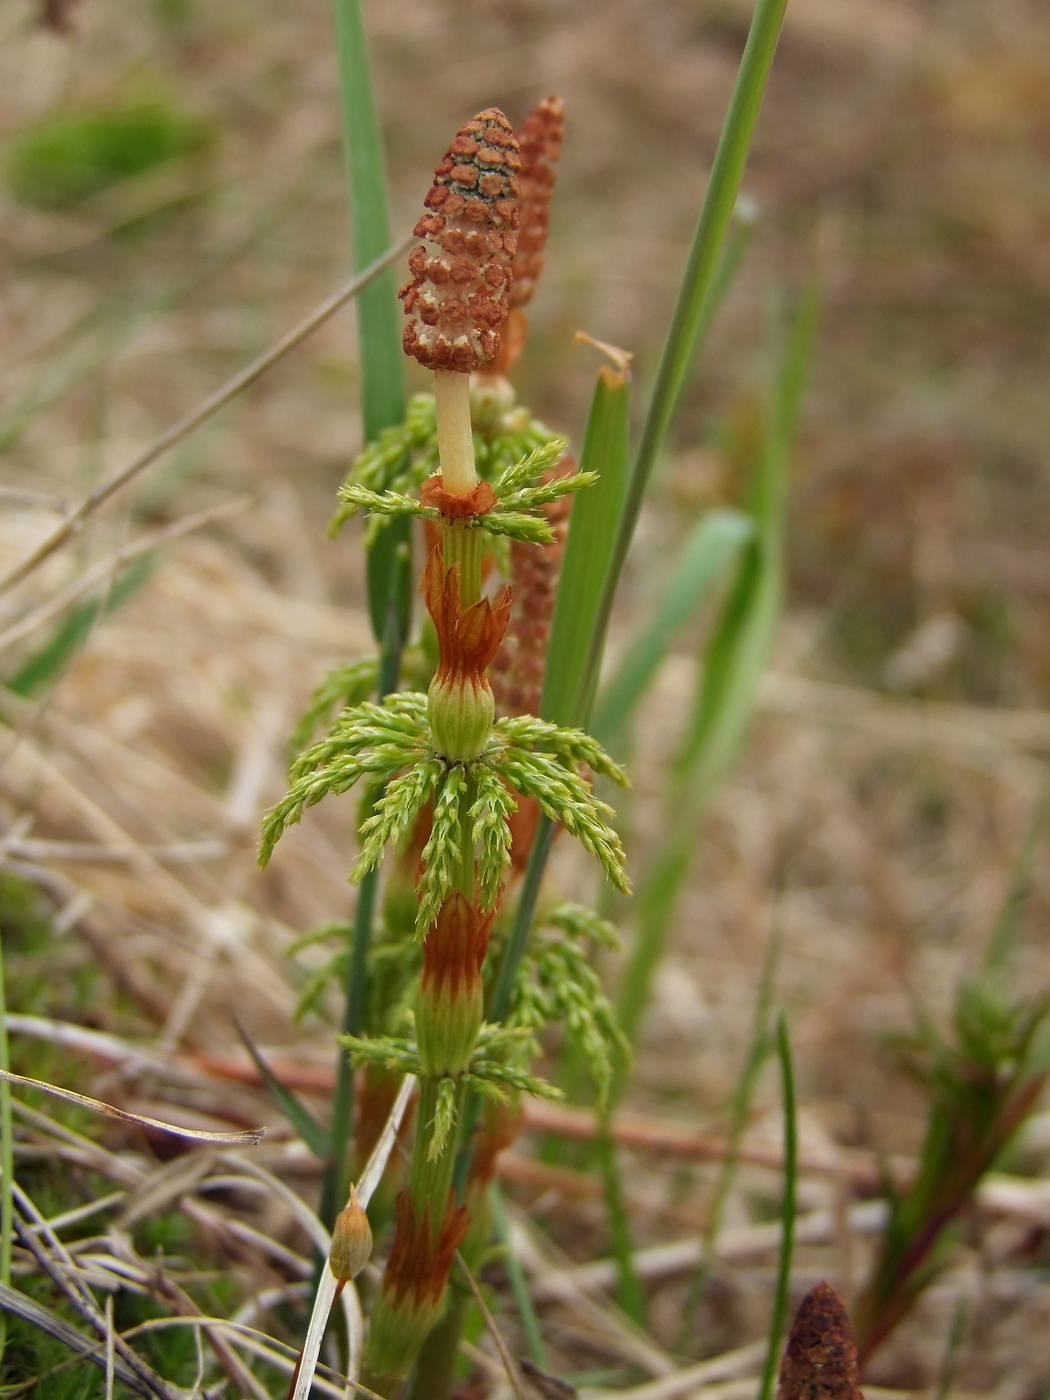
[434,369,477,494]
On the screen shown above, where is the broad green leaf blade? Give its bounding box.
[591,508,753,752]
[232,1018,328,1159]
[330,0,411,643]
[541,365,630,729]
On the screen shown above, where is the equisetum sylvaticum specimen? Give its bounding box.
[261,102,631,1397]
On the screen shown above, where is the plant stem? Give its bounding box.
[441,518,483,607]
[435,370,477,494]
[452,817,555,1201]
[409,1079,466,1235]
[408,1289,469,1400]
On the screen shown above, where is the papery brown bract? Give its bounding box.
[420,474,497,519]
[422,547,511,690]
[401,109,520,373]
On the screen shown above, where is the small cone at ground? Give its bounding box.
[778,1281,863,1400]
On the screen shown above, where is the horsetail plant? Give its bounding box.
[262,105,631,1399]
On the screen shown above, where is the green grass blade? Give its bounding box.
[495,2,791,1054]
[232,1017,328,1160]
[6,555,154,697]
[603,0,791,621]
[617,844,689,1046]
[618,285,817,1047]
[934,1297,968,1400]
[676,209,757,425]
[324,863,381,1227]
[330,0,411,644]
[756,1012,797,1400]
[984,760,1050,972]
[679,284,818,789]
[467,0,792,1197]
[542,365,630,729]
[591,508,753,752]
[331,0,405,442]
[490,1183,547,1367]
[596,1115,646,1325]
[678,892,784,1351]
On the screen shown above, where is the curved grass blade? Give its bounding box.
[0,1066,264,1145]
[0,1280,156,1398]
[678,285,817,787]
[596,1117,645,1325]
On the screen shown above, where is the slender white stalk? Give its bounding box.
[434,369,477,494]
[357,1074,415,1209]
[343,1281,364,1397]
[293,1075,416,1400]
